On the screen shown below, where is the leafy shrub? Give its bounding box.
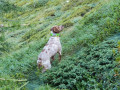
[37,0,49,6]
[55,11,63,17]
[43,40,119,89]
[28,0,49,8]
[0,0,20,13]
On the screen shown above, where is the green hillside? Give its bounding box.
[0,0,120,89]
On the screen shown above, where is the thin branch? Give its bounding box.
[0,78,27,82]
[18,81,29,90]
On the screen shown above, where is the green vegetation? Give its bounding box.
[44,40,119,89]
[0,0,120,89]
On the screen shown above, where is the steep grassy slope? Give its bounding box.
[0,0,120,89]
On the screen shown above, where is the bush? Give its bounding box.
[43,40,119,89]
[0,0,21,13]
[28,0,49,8]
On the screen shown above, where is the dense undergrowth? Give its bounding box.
[0,0,120,89]
[44,40,119,89]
